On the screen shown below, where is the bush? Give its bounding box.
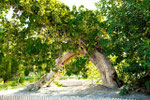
[24,68,30,76]
[18,77,25,83]
[86,62,102,84]
[119,86,129,95]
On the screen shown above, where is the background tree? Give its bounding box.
[0,14,21,82]
[96,0,150,92]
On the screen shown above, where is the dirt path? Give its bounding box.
[0,80,150,100]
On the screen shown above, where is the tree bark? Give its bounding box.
[26,51,77,90]
[26,49,123,90]
[26,70,54,90]
[89,49,123,88]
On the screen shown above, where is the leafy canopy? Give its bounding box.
[0,0,105,81]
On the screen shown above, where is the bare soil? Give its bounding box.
[0,79,150,100]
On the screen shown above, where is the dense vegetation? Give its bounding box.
[0,0,150,94]
[97,0,150,93]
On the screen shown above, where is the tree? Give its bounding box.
[96,0,150,92]
[0,0,123,89]
[0,16,20,82]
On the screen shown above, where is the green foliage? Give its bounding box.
[18,77,24,83]
[0,55,19,82]
[119,86,129,96]
[53,81,63,87]
[24,68,30,76]
[86,62,101,84]
[62,57,101,83]
[0,0,149,94]
[0,74,43,90]
[0,0,103,82]
[96,0,150,91]
[63,56,89,78]
[145,80,150,89]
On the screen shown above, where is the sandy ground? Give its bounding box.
[0,80,150,100]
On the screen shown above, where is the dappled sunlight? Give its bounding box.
[0,0,150,99]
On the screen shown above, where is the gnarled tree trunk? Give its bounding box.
[26,70,54,90]
[26,49,123,90]
[89,49,123,88]
[26,51,77,90]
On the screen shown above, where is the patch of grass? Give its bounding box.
[53,81,63,87]
[0,74,42,91]
[60,75,82,80]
